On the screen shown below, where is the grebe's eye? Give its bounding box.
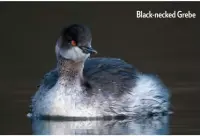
[71,40,76,46]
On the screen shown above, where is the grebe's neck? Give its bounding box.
[57,55,84,84]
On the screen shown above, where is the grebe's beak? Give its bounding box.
[79,46,98,55]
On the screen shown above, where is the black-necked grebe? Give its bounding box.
[31,24,169,118]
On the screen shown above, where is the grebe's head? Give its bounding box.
[56,24,97,62]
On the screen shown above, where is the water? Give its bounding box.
[0,2,200,134]
[31,116,169,135]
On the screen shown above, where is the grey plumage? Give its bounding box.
[40,57,138,97]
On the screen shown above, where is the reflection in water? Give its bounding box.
[31,115,169,135]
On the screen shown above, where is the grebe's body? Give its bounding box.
[31,24,169,117]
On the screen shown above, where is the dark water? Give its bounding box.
[0,2,200,134]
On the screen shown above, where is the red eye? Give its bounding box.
[71,40,76,46]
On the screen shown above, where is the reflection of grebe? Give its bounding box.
[31,116,169,135]
[31,24,169,117]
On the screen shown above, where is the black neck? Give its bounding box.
[57,55,84,83]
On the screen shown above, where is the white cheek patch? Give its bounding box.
[59,46,90,61]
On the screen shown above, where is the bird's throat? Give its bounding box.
[57,55,84,84]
